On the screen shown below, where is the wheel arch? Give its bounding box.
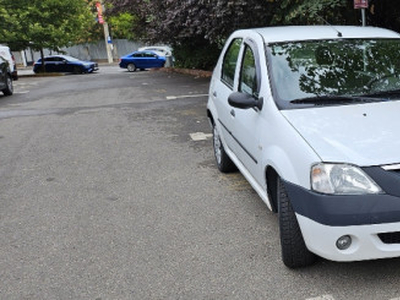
[266,166,279,213]
[207,109,215,127]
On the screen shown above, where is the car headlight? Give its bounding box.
[311,163,382,195]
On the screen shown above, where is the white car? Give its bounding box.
[0,44,17,80]
[138,46,172,57]
[207,26,400,268]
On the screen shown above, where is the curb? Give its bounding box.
[160,67,212,78]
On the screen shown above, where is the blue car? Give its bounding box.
[33,55,99,74]
[119,50,166,72]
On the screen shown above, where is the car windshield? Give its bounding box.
[267,38,400,108]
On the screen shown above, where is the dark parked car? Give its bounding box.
[119,50,166,72]
[33,55,99,74]
[0,55,13,96]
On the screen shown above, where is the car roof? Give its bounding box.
[235,26,400,44]
[127,50,157,55]
[139,46,171,51]
[135,50,156,53]
[38,55,81,60]
[0,45,12,57]
[44,55,68,58]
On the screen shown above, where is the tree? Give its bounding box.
[108,12,138,40]
[106,0,278,69]
[271,0,352,25]
[105,0,400,70]
[0,0,95,71]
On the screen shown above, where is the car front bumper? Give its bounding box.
[297,214,400,262]
[284,165,400,262]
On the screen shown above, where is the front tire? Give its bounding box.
[212,124,236,173]
[127,63,136,72]
[2,74,13,96]
[278,177,316,268]
[73,66,82,74]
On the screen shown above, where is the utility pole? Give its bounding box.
[96,1,113,63]
[354,0,368,27]
[102,21,113,63]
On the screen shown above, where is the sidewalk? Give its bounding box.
[17,66,35,77]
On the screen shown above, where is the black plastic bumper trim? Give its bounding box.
[284,181,400,227]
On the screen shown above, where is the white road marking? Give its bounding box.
[306,295,336,300]
[305,295,400,300]
[190,132,212,141]
[166,93,208,100]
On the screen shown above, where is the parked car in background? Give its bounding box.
[119,50,166,72]
[33,55,98,74]
[0,44,18,80]
[138,46,172,57]
[0,55,13,96]
[208,25,400,268]
[139,46,174,67]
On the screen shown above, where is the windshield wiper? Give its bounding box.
[290,95,388,105]
[363,89,400,98]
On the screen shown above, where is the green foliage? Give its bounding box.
[104,0,400,70]
[272,0,352,25]
[108,13,138,40]
[173,38,222,70]
[0,0,95,51]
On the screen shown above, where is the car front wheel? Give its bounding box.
[127,63,136,72]
[212,124,236,172]
[2,74,13,95]
[73,66,83,74]
[277,176,316,268]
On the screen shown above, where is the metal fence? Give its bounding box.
[13,39,145,66]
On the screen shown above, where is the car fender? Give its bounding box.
[259,107,322,190]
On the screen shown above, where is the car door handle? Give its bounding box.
[230,109,235,117]
[213,91,217,97]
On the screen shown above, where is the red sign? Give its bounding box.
[96,2,104,24]
[354,0,368,9]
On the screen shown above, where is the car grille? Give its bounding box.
[378,232,400,244]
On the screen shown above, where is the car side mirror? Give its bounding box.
[228,92,263,110]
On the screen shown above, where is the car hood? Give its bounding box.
[281,101,400,166]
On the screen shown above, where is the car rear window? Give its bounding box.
[221,38,242,89]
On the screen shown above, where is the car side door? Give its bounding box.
[228,36,266,185]
[0,57,6,89]
[143,52,157,67]
[132,52,144,68]
[210,38,243,155]
[53,57,67,72]
[43,57,55,72]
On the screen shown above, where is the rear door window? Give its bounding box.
[221,38,242,89]
[239,45,259,97]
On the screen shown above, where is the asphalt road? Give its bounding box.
[1,65,400,300]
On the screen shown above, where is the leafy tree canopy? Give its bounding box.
[105,0,354,69]
[0,0,94,51]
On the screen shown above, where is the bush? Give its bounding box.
[172,38,222,71]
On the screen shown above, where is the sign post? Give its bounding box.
[96,1,113,63]
[354,0,368,27]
